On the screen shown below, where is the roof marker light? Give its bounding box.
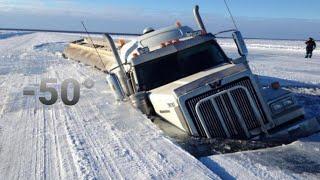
[165,41,172,46]
[160,42,166,48]
[271,81,280,89]
[132,52,139,58]
[118,39,126,48]
[171,39,180,44]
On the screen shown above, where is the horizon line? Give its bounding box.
[0,28,317,41]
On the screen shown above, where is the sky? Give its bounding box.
[0,0,319,39]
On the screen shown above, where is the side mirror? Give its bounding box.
[232,31,248,57]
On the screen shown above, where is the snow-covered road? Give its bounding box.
[0,32,319,180]
[0,33,217,179]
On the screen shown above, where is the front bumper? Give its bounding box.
[272,106,305,126]
[257,115,320,141]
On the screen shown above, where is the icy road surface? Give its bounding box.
[0,32,217,179]
[0,32,319,180]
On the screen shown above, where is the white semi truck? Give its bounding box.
[64,6,320,141]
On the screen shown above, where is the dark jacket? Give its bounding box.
[306,39,316,50]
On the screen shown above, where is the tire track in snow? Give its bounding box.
[0,34,63,180]
[0,126,3,155]
[69,99,143,179]
[0,74,15,119]
[1,79,33,179]
[53,66,104,179]
[34,95,42,180]
[41,107,50,180]
[42,104,83,180]
[17,86,40,180]
[63,109,105,179]
[0,32,218,179]
[0,33,103,179]
[50,107,64,180]
[97,108,164,178]
[65,99,135,179]
[54,66,155,178]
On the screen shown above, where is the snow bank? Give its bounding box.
[201,133,320,180]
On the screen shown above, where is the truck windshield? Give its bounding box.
[135,40,229,91]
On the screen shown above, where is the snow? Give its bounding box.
[219,38,320,85]
[200,134,320,180]
[0,32,217,179]
[0,32,319,179]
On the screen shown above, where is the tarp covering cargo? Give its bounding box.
[63,37,125,71]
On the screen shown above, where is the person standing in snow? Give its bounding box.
[305,37,316,58]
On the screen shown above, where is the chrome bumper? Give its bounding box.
[256,116,320,141]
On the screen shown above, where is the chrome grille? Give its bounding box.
[185,77,268,139]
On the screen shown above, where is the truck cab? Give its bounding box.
[108,7,320,140]
[116,22,318,140]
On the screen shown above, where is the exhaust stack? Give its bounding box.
[193,5,207,33]
[104,34,127,79]
[104,33,133,95]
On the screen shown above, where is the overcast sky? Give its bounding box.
[0,0,319,39]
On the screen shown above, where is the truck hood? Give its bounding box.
[149,63,248,98]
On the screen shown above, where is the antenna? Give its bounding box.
[223,0,239,30]
[81,21,109,73]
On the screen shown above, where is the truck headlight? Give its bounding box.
[270,97,295,114]
[282,97,294,106]
[271,102,284,113]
